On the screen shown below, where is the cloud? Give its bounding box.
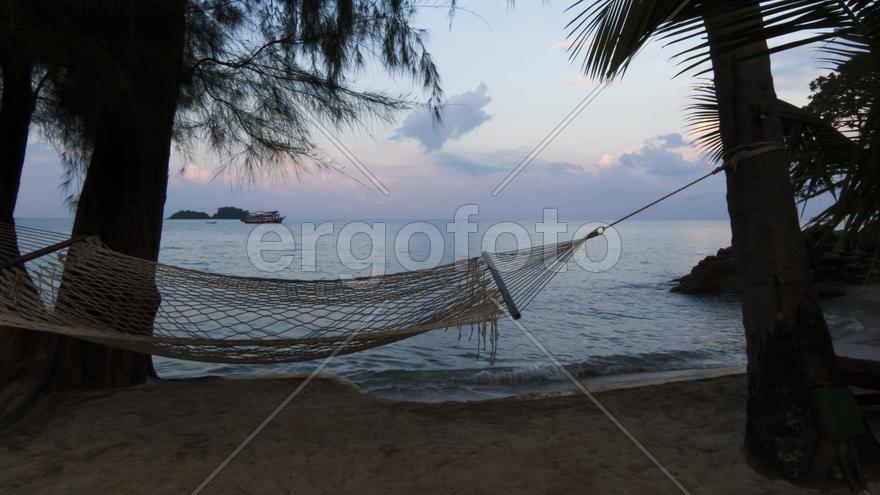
[551,37,589,51]
[416,135,726,219]
[434,153,501,176]
[542,161,589,177]
[178,163,213,183]
[392,83,492,152]
[769,44,826,104]
[615,133,707,177]
[653,133,687,148]
[432,149,589,179]
[560,75,596,86]
[596,153,616,167]
[109,131,731,222]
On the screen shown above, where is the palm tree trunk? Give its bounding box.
[704,1,841,480]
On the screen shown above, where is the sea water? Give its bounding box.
[14,217,865,401]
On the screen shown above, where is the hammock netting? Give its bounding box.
[0,223,590,364]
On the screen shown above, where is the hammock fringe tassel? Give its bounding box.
[0,165,725,364]
[0,223,570,364]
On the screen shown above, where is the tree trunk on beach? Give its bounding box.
[0,49,34,226]
[0,1,186,424]
[49,0,186,388]
[704,1,841,479]
[0,41,53,426]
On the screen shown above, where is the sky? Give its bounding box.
[15,2,831,222]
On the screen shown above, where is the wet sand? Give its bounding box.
[2,285,879,494]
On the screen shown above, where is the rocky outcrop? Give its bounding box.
[671,228,877,297]
[670,247,738,294]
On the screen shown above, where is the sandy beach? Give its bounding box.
[4,0,879,492]
[1,372,877,494]
[2,288,878,494]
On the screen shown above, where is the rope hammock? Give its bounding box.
[0,165,726,364]
[0,223,593,363]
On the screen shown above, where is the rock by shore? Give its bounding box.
[672,228,877,296]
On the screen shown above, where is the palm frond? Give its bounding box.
[568,0,880,79]
[683,81,724,162]
[570,0,880,248]
[564,0,703,80]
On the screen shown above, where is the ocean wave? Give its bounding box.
[356,349,738,391]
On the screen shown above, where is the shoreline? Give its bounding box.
[212,364,748,402]
[147,283,876,404]
[3,268,877,491]
[3,372,876,494]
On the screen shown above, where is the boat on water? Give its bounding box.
[242,210,285,224]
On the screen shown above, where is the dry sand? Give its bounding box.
[1,373,877,494]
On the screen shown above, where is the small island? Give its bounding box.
[212,206,249,220]
[167,210,210,220]
[167,206,250,220]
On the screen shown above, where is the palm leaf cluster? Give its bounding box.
[788,53,879,251]
[567,0,879,247]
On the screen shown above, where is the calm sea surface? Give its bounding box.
[15,218,865,401]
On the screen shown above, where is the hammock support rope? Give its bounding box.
[0,164,727,364]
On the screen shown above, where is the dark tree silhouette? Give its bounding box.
[787,52,880,251]
[565,0,878,481]
[0,0,65,425]
[1,0,446,420]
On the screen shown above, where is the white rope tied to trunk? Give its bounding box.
[0,223,508,363]
[0,165,725,364]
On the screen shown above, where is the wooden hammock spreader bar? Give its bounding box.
[0,235,90,272]
[0,162,742,365]
[481,251,521,320]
